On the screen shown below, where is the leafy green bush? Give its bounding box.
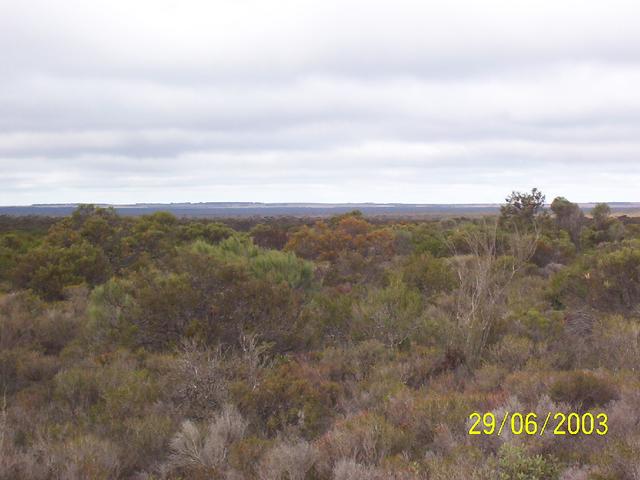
[13,240,110,300]
[497,444,559,480]
[189,236,312,288]
[409,223,448,257]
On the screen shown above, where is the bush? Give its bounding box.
[549,371,618,412]
[249,249,313,289]
[401,253,455,297]
[167,405,248,477]
[13,240,110,300]
[259,439,318,480]
[234,360,340,438]
[53,366,102,414]
[228,436,273,478]
[587,315,640,370]
[409,223,449,257]
[353,278,423,348]
[497,444,559,480]
[317,412,406,469]
[332,459,386,480]
[532,232,575,267]
[0,291,81,355]
[285,216,394,262]
[548,241,640,310]
[489,335,534,371]
[60,434,122,480]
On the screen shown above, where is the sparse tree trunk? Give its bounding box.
[448,219,538,366]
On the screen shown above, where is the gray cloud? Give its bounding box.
[2,0,640,204]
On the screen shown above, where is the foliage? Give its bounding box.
[401,253,456,297]
[548,240,640,310]
[233,360,341,438]
[285,214,394,262]
[2,195,639,479]
[549,371,618,412]
[497,444,559,480]
[550,197,584,247]
[500,188,546,230]
[353,277,423,347]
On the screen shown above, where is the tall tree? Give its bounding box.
[500,188,545,230]
[550,197,584,247]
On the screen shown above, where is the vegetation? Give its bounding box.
[1,192,639,479]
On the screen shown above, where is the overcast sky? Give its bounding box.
[2,0,640,205]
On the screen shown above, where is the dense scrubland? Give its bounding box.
[2,190,640,479]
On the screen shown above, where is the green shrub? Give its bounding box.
[548,241,640,310]
[401,253,455,297]
[353,278,423,348]
[532,232,575,267]
[410,223,448,257]
[249,249,313,289]
[13,240,110,300]
[497,444,559,480]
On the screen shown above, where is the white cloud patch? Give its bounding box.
[2,0,640,204]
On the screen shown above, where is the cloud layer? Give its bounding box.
[2,0,640,204]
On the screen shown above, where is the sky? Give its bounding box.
[2,0,640,205]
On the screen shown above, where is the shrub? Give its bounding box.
[234,360,340,438]
[497,444,559,480]
[319,340,391,383]
[13,240,110,300]
[249,249,313,289]
[549,371,618,412]
[53,366,102,414]
[178,221,234,244]
[228,436,273,478]
[489,335,534,371]
[285,216,394,262]
[317,412,406,469]
[259,439,318,480]
[118,413,175,474]
[548,241,640,310]
[170,342,229,419]
[90,238,310,350]
[62,435,122,480]
[516,309,564,344]
[473,363,507,392]
[0,290,81,355]
[409,223,448,257]
[392,391,481,447]
[300,290,354,345]
[401,253,455,297]
[504,370,552,406]
[168,405,247,476]
[587,315,640,370]
[332,459,386,480]
[532,232,576,267]
[353,279,423,348]
[250,223,289,250]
